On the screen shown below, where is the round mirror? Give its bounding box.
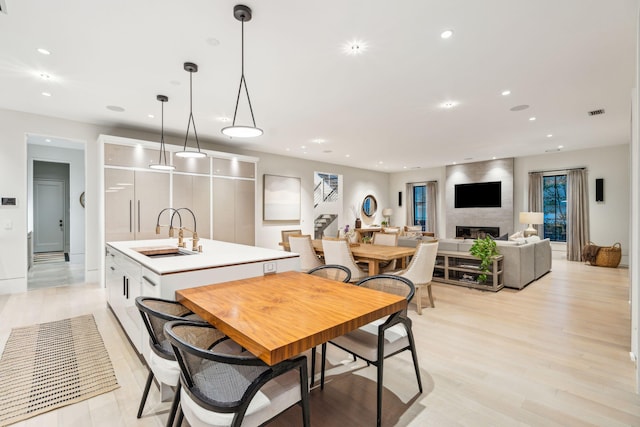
[362,195,377,217]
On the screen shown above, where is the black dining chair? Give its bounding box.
[165,320,310,427]
[306,264,352,386]
[135,297,206,427]
[320,274,422,427]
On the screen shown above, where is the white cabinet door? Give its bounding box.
[105,169,135,242]
[212,178,255,245]
[235,179,255,245]
[134,170,170,240]
[173,174,211,240]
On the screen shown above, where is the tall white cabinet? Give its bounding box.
[101,135,257,246]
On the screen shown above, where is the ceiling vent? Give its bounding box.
[0,1,7,14]
[588,109,605,116]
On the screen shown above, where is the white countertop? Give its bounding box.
[106,238,298,275]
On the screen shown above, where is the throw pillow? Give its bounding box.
[526,235,541,242]
[509,230,524,241]
[496,233,509,241]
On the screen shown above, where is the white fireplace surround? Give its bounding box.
[446,159,514,238]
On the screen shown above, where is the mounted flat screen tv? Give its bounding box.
[454,181,502,208]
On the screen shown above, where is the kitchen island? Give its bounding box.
[105,238,299,355]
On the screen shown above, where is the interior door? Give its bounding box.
[34,179,64,252]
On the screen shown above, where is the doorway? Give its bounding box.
[27,136,86,289]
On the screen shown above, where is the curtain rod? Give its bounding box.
[529,167,586,174]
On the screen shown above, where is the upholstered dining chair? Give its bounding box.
[320,275,422,427]
[321,238,368,282]
[394,240,439,314]
[281,229,302,251]
[165,320,310,427]
[372,232,400,273]
[288,234,323,271]
[135,297,207,427]
[306,264,352,386]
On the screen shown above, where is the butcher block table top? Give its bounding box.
[176,271,407,365]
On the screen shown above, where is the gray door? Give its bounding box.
[34,179,64,252]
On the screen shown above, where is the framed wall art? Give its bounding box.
[263,174,301,221]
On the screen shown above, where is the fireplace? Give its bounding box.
[456,226,500,239]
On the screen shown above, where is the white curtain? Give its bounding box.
[528,172,544,235]
[567,169,590,261]
[405,183,415,226]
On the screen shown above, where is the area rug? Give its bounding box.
[33,251,66,264]
[0,314,119,426]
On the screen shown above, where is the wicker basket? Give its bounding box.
[592,242,622,268]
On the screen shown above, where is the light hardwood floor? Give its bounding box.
[1,259,639,426]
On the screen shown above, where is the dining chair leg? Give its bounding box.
[299,362,311,427]
[376,336,385,427]
[427,283,435,308]
[165,382,181,427]
[137,370,154,418]
[415,285,423,315]
[407,329,423,393]
[172,407,184,427]
[320,343,327,390]
[310,346,316,387]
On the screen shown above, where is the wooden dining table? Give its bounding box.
[279,239,416,275]
[175,271,407,366]
[312,239,416,275]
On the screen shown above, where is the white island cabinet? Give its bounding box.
[105,238,299,354]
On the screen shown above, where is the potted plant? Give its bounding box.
[469,236,499,283]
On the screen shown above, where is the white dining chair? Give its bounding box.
[394,241,439,314]
[289,234,323,271]
[321,238,368,282]
[372,232,399,273]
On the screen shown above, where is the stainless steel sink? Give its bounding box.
[133,246,198,258]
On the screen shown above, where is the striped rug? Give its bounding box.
[33,251,66,264]
[0,314,119,426]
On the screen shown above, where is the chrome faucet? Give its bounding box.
[170,207,201,252]
[156,208,183,237]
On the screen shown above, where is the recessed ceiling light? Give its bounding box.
[312,138,326,144]
[37,48,51,55]
[558,145,564,149]
[343,39,368,55]
[546,134,553,138]
[148,114,154,118]
[41,91,51,97]
[39,73,51,80]
[300,145,306,149]
[452,162,457,165]
[45,139,51,143]
[378,161,384,165]
[345,154,350,158]
[492,156,497,160]
[403,166,408,169]
[441,101,457,109]
[501,90,511,96]
[285,148,290,151]
[217,116,231,122]
[106,105,125,112]
[440,29,454,39]
[529,117,536,121]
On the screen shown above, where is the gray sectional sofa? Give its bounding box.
[399,236,552,289]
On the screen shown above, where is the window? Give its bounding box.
[543,175,567,242]
[412,185,426,231]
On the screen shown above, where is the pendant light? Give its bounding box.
[221,4,263,138]
[149,95,175,170]
[176,62,206,158]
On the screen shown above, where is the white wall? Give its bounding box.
[390,145,631,265]
[0,108,390,293]
[27,143,85,257]
[247,151,389,250]
[515,144,630,266]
